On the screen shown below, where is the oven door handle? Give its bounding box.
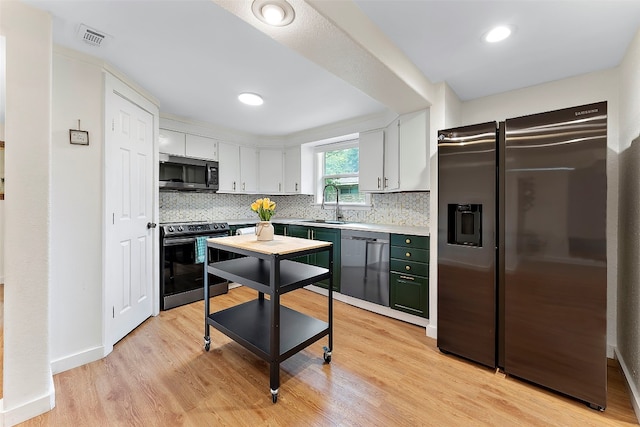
[163,234,226,246]
[163,237,197,246]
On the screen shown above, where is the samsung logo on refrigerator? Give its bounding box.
[575,108,598,116]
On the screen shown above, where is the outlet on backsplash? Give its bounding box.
[159,191,429,227]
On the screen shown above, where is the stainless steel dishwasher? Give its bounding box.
[340,229,390,306]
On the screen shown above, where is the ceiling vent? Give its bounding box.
[76,24,108,47]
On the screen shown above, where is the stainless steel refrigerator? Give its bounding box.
[437,102,608,410]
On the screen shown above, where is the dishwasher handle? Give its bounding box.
[343,235,389,244]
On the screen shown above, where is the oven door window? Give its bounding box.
[162,236,230,297]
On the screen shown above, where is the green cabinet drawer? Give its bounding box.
[390,272,428,317]
[390,246,429,263]
[390,258,428,277]
[391,234,429,249]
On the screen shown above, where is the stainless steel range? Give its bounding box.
[160,221,230,310]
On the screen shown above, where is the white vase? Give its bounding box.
[256,221,274,241]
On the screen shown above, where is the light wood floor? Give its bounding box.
[18,286,639,426]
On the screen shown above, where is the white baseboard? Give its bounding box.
[615,348,640,424]
[426,324,438,339]
[0,376,55,427]
[304,285,430,330]
[607,343,615,359]
[51,345,105,374]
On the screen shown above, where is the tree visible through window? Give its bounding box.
[321,146,366,204]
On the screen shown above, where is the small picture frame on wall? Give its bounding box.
[69,129,89,146]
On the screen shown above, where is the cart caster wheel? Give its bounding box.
[270,388,278,403]
[204,336,211,352]
[323,346,332,363]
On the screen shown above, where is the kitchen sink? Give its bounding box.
[300,219,350,225]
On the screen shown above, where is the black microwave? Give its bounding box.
[159,154,219,191]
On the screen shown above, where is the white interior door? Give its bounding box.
[106,88,154,344]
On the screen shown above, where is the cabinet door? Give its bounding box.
[159,129,186,156]
[398,110,429,191]
[309,227,341,291]
[390,272,428,317]
[359,129,384,191]
[258,149,284,193]
[239,146,257,193]
[287,225,310,264]
[218,142,240,192]
[384,119,400,190]
[284,146,301,193]
[186,134,218,161]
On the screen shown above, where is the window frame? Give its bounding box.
[314,139,371,208]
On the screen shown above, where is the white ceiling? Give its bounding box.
[14,0,640,138]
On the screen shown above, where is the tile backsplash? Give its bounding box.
[159,191,430,227]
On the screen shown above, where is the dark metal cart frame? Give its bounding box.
[203,237,333,403]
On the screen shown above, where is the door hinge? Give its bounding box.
[113,213,115,224]
[112,118,115,131]
[112,306,115,318]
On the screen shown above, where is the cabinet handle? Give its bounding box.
[405,238,411,244]
[233,181,236,191]
[377,177,381,189]
[405,265,411,271]
[384,177,388,188]
[295,183,298,191]
[279,183,282,192]
[406,252,411,257]
[400,275,415,281]
[242,182,246,191]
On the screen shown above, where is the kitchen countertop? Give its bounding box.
[224,218,429,237]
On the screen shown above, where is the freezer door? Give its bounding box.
[437,122,498,368]
[503,102,607,409]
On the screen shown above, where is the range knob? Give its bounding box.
[213,224,218,229]
[167,226,174,232]
[177,226,184,232]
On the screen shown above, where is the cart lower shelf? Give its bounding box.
[206,298,329,361]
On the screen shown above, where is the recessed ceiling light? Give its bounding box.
[485,25,512,43]
[238,92,264,106]
[252,0,295,27]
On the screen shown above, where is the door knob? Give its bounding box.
[147,222,157,229]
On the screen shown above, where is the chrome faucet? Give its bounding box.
[322,183,341,221]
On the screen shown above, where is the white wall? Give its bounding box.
[50,48,105,372]
[616,27,640,420]
[459,69,619,357]
[0,2,55,425]
[0,121,4,284]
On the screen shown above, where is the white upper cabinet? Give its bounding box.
[239,146,257,193]
[359,129,385,191]
[159,128,218,161]
[398,109,429,191]
[218,141,240,192]
[284,146,301,194]
[383,118,400,191]
[159,128,186,156]
[186,134,218,161]
[258,149,284,193]
[358,109,429,193]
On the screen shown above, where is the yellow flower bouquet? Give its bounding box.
[251,197,276,221]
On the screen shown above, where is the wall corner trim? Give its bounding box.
[615,347,640,423]
[0,379,55,427]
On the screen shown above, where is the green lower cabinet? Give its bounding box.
[308,227,340,291]
[389,234,429,318]
[390,272,428,317]
[273,223,286,236]
[273,224,340,291]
